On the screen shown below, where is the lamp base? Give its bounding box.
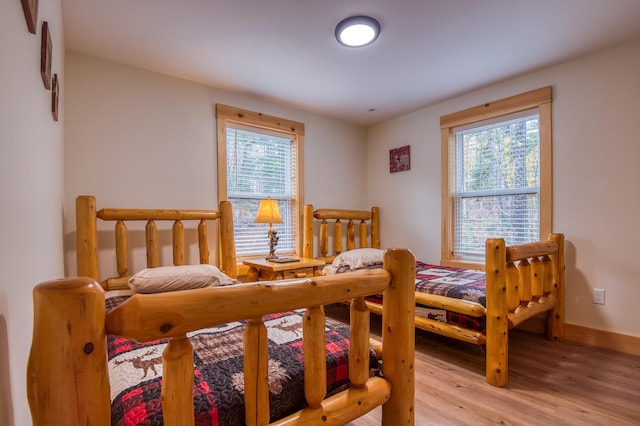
[265,227,279,261]
[265,252,279,261]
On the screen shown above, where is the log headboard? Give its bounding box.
[75,195,237,290]
[302,204,380,263]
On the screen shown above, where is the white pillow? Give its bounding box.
[128,264,238,294]
[326,248,384,274]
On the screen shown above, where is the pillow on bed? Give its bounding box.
[128,264,238,294]
[324,248,384,274]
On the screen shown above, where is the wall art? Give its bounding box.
[20,0,39,34]
[41,21,52,90]
[52,74,59,121]
[389,145,411,173]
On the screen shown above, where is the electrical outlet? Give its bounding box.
[593,288,605,305]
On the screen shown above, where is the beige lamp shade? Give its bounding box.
[254,198,283,224]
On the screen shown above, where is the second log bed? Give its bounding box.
[302,203,565,387]
[27,196,416,425]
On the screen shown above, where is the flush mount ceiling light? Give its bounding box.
[335,15,381,47]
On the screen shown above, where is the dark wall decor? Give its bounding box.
[51,74,59,121]
[20,0,39,34]
[40,21,52,90]
[389,145,411,173]
[21,3,60,122]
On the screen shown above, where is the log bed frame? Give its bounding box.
[302,204,565,387]
[27,196,416,425]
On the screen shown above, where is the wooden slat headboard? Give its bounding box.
[75,195,237,289]
[302,204,380,263]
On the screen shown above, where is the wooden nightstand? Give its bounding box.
[243,257,326,281]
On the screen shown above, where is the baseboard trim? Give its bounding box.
[516,317,640,356]
[562,323,640,356]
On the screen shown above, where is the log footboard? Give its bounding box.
[27,249,416,425]
[485,233,565,386]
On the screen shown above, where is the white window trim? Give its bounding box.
[216,104,305,263]
[440,87,552,269]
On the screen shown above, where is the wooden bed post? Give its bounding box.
[485,238,508,387]
[548,233,565,341]
[27,277,110,425]
[302,204,314,258]
[371,206,380,249]
[244,318,270,425]
[76,195,99,281]
[162,336,195,426]
[381,248,415,424]
[219,200,238,279]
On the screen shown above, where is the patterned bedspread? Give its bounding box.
[106,295,379,426]
[414,261,486,306]
[414,262,487,332]
[364,262,487,332]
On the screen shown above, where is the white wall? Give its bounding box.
[5,8,636,423]
[64,53,368,279]
[0,1,65,425]
[367,39,640,338]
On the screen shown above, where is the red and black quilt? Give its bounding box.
[362,262,487,332]
[106,295,380,426]
[414,261,486,307]
[413,262,486,332]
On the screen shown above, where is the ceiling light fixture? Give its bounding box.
[335,15,381,47]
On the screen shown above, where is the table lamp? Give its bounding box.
[254,198,283,260]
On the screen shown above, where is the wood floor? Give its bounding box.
[326,305,640,426]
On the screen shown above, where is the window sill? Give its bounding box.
[439,258,485,271]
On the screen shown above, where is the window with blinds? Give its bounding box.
[440,87,552,267]
[454,112,540,258]
[226,126,298,256]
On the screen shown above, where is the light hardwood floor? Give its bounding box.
[326,305,640,426]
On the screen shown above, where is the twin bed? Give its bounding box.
[303,204,565,387]
[27,196,416,425]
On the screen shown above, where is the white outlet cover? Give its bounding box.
[593,288,605,305]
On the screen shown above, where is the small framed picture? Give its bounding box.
[52,74,59,121]
[20,0,39,34]
[41,21,52,90]
[389,145,411,173]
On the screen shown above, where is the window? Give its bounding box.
[440,87,552,267]
[216,104,304,259]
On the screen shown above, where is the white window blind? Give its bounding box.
[226,126,298,256]
[454,112,540,258]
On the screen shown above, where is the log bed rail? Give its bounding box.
[27,249,416,425]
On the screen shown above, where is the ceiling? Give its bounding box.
[61,0,640,126]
